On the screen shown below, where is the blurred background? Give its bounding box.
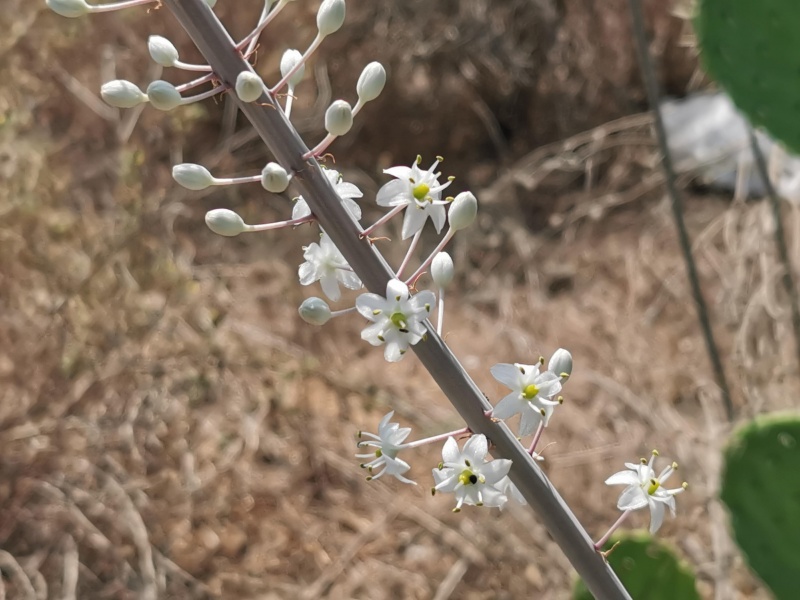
[1,0,796,597]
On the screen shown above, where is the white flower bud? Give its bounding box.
[235,71,264,103]
[356,62,386,103]
[548,348,573,381]
[204,0,217,7]
[173,164,215,191]
[146,80,182,111]
[298,297,332,326]
[280,49,305,88]
[431,252,454,288]
[317,0,346,37]
[261,162,290,193]
[324,100,353,136]
[46,0,90,18]
[448,191,478,231]
[148,35,179,67]
[205,209,246,237]
[100,80,148,109]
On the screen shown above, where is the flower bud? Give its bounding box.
[100,80,148,108]
[173,164,215,191]
[261,162,290,193]
[448,191,477,231]
[204,0,217,7]
[148,35,179,67]
[205,209,246,237]
[317,0,346,37]
[235,71,264,103]
[146,80,182,111]
[298,297,332,326]
[324,100,353,136]
[356,62,386,103]
[46,0,90,18]
[280,49,305,88]
[548,348,573,381]
[431,252,454,288]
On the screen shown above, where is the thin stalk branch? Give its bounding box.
[162,2,631,598]
[747,127,800,371]
[628,0,734,421]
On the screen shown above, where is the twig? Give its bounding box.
[628,0,734,421]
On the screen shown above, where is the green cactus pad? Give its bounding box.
[720,413,800,600]
[695,0,800,152]
[573,531,700,600]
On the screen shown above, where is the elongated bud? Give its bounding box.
[298,297,332,325]
[100,80,148,108]
[448,191,478,231]
[431,252,454,288]
[261,163,290,193]
[148,36,179,67]
[146,80,182,111]
[235,72,264,103]
[46,0,90,18]
[173,164,215,191]
[548,348,573,381]
[356,62,386,103]
[205,209,246,237]
[317,0,346,37]
[280,49,305,88]
[325,100,353,136]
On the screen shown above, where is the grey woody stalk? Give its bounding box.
[162,1,631,598]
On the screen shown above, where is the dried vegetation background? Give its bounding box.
[1,0,798,598]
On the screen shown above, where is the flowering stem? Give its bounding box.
[89,0,157,12]
[212,174,262,186]
[270,34,323,94]
[284,86,296,119]
[175,72,216,93]
[527,421,545,456]
[403,427,471,450]
[236,0,291,51]
[360,205,405,238]
[594,510,632,550]
[180,84,226,105]
[436,287,445,336]
[245,215,315,232]
[395,229,423,279]
[244,4,270,57]
[330,306,357,318]
[305,133,338,159]
[173,59,213,72]
[406,227,456,286]
[351,98,366,118]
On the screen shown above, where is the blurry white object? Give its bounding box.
[661,92,800,201]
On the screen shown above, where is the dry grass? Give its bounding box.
[0,1,797,599]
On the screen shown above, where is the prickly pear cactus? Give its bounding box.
[573,532,700,600]
[695,0,800,152]
[720,413,800,600]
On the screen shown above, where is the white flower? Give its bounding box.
[356,411,414,484]
[432,435,511,511]
[490,362,562,436]
[293,168,363,221]
[605,450,688,534]
[298,231,362,301]
[356,279,434,362]
[376,156,452,239]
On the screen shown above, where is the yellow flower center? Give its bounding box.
[522,383,540,400]
[412,183,430,201]
[458,469,478,486]
[647,478,660,495]
[390,311,408,330]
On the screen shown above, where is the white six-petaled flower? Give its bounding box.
[432,434,512,512]
[355,279,434,362]
[605,450,688,534]
[298,231,362,301]
[356,411,415,484]
[293,168,363,222]
[376,156,452,239]
[490,361,562,436]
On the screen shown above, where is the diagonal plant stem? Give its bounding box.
[161,1,631,598]
[628,0,734,422]
[746,127,800,371]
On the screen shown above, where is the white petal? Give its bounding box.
[491,363,523,390]
[617,486,649,511]
[480,486,508,508]
[410,290,436,314]
[462,434,488,463]
[337,182,363,199]
[605,471,641,487]
[361,321,387,346]
[337,269,363,291]
[429,204,446,234]
[356,293,387,320]
[376,179,408,207]
[384,340,406,362]
[401,204,429,239]
[518,406,542,437]
[298,261,318,285]
[649,500,666,534]
[386,279,409,302]
[293,198,312,220]
[383,165,413,180]
[320,273,341,301]
[481,459,512,484]
[441,437,460,464]
[491,393,524,420]
[343,197,362,221]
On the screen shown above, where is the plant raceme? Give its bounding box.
[47,1,688,597]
